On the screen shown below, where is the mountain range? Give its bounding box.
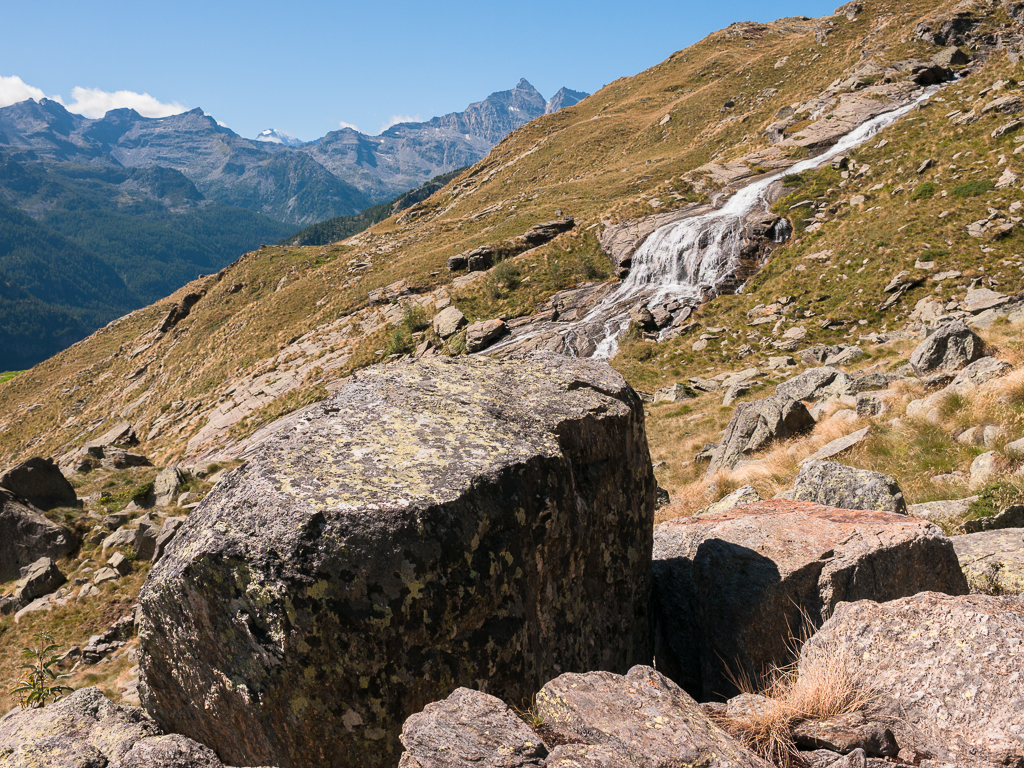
[0,79,588,369]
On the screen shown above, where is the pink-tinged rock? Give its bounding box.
[652,499,968,700]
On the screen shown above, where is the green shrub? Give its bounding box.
[487,260,522,298]
[386,324,414,356]
[910,182,937,200]
[952,180,992,198]
[401,303,429,332]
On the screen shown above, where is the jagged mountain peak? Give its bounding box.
[545,87,589,114]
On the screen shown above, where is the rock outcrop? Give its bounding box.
[0,488,78,581]
[909,320,984,375]
[138,353,655,768]
[652,500,968,700]
[793,460,907,514]
[706,394,815,475]
[0,456,78,510]
[13,557,65,606]
[0,686,274,768]
[800,593,1024,767]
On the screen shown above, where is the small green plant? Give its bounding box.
[952,180,993,198]
[9,633,73,708]
[910,181,937,200]
[401,303,429,332]
[487,260,522,298]
[386,324,414,356]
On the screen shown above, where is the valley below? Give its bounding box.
[4,1,1024,767]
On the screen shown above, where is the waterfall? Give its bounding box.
[487,87,936,360]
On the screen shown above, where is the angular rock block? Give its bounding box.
[139,353,655,768]
[652,500,968,701]
[534,665,771,767]
[0,456,78,510]
[0,488,78,582]
[398,687,547,768]
[801,593,1024,767]
[793,460,907,514]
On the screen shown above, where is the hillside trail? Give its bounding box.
[490,86,939,360]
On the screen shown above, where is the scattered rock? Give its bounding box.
[958,504,1024,533]
[854,391,889,417]
[102,526,137,555]
[153,466,189,507]
[800,426,872,464]
[800,593,1024,766]
[706,395,815,475]
[652,500,967,700]
[908,496,978,525]
[0,456,78,511]
[947,356,1012,392]
[535,666,771,767]
[465,318,509,352]
[108,552,132,576]
[792,712,898,757]
[152,517,185,562]
[431,306,465,338]
[793,460,907,514]
[94,567,120,584]
[932,46,969,67]
[0,686,250,768]
[13,557,66,606]
[776,367,855,403]
[0,488,78,581]
[397,687,547,768]
[699,485,761,516]
[100,447,153,470]
[909,320,983,376]
[952,528,1024,594]
[138,354,655,768]
[970,450,1006,490]
[963,288,1010,314]
[86,420,139,449]
[654,383,695,403]
[722,381,755,406]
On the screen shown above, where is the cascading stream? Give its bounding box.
[586,87,937,359]
[488,87,937,360]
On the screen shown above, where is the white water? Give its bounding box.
[583,88,937,359]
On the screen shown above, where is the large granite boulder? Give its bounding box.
[398,687,547,768]
[0,456,78,510]
[705,394,815,476]
[909,320,983,375]
[534,665,771,767]
[652,500,968,700]
[0,686,273,768]
[792,461,907,514]
[138,353,655,768]
[800,593,1024,767]
[0,488,78,581]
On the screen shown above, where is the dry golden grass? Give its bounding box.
[719,625,877,767]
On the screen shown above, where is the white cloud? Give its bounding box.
[338,120,360,131]
[378,114,421,133]
[0,75,48,108]
[63,86,186,119]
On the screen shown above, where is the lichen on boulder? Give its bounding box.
[138,353,655,768]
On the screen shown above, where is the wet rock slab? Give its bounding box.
[652,499,968,700]
[139,353,655,768]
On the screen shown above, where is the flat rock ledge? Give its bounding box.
[652,499,968,700]
[138,353,655,768]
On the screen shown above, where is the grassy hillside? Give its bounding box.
[0,0,1013,470]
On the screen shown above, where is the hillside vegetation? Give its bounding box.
[0,0,1016,473]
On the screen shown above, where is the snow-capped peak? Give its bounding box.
[255,128,304,147]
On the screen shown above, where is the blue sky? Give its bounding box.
[1,0,840,141]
